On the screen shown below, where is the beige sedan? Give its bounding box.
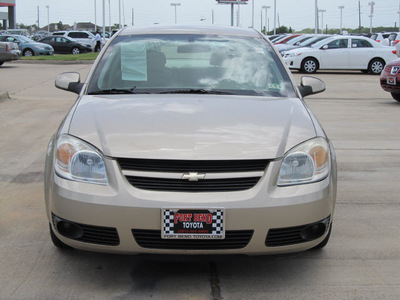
[45,25,337,255]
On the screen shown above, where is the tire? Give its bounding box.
[391,92,400,102]
[23,49,34,57]
[49,223,72,249]
[0,61,4,66]
[301,57,318,73]
[368,58,385,75]
[312,223,332,250]
[71,47,80,55]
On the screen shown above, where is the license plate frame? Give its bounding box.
[161,208,225,240]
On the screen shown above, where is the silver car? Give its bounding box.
[45,25,337,255]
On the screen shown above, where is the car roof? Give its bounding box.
[118,25,262,38]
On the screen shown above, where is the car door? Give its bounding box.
[319,38,350,69]
[349,38,374,69]
[42,37,56,51]
[58,37,71,53]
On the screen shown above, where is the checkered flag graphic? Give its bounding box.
[163,210,175,235]
[212,210,224,235]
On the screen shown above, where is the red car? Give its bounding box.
[380,58,400,102]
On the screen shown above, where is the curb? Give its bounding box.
[0,91,10,102]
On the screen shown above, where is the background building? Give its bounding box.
[0,0,15,29]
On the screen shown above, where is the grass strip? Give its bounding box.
[20,52,99,61]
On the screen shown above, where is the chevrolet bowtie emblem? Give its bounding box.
[181,172,206,181]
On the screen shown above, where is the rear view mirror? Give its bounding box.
[298,76,326,97]
[55,72,83,94]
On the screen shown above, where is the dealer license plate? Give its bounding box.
[161,208,225,239]
[387,77,396,85]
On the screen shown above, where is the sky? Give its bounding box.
[1,0,399,32]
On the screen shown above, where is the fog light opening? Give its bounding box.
[300,222,327,241]
[56,220,84,239]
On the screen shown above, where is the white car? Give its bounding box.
[52,31,96,50]
[283,35,397,74]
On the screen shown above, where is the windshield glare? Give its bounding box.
[87,34,295,97]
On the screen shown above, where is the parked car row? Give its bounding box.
[38,36,92,54]
[371,32,400,46]
[282,35,397,74]
[51,31,96,50]
[0,34,53,56]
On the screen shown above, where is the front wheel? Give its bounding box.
[368,58,385,75]
[23,49,34,57]
[301,58,318,73]
[71,47,80,55]
[0,61,4,66]
[391,92,400,102]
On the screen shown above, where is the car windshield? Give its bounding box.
[87,34,295,97]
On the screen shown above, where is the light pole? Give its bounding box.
[398,10,400,31]
[338,6,344,34]
[171,3,181,24]
[251,0,254,28]
[318,9,326,34]
[262,6,270,34]
[273,0,276,35]
[46,5,49,33]
[368,1,375,34]
[315,0,318,34]
[118,0,122,28]
[94,0,97,31]
[102,0,105,45]
[108,0,111,33]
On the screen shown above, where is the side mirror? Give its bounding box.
[55,72,83,94]
[298,76,326,97]
[321,45,328,50]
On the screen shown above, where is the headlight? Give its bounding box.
[278,137,330,186]
[289,52,302,58]
[54,135,108,185]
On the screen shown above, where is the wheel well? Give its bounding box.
[368,57,385,67]
[302,56,320,69]
[23,48,34,55]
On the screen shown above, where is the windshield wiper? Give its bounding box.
[88,86,149,95]
[158,89,233,95]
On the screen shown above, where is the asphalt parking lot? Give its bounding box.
[1,62,400,299]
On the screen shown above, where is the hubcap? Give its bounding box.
[304,60,316,73]
[25,50,33,57]
[371,61,383,74]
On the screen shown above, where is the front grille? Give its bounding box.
[265,216,330,247]
[126,176,260,192]
[117,158,269,192]
[117,158,269,173]
[132,229,253,250]
[52,213,120,246]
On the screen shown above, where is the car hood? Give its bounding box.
[68,95,317,160]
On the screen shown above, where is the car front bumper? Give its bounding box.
[45,145,337,255]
